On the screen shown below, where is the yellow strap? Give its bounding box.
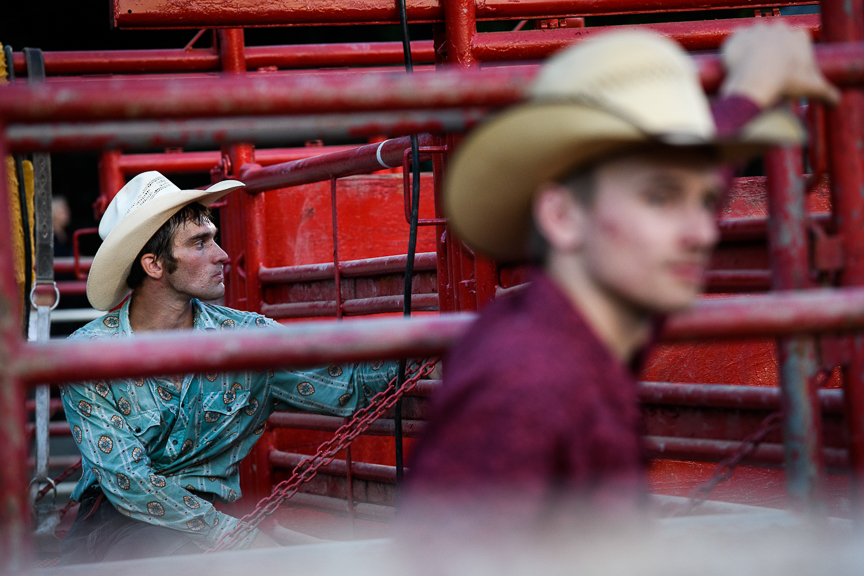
[0,41,7,84]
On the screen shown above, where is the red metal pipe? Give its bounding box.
[822,0,864,515]
[765,144,824,511]
[473,14,820,61]
[54,257,92,274]
[11,43,436,76]
[259,253,438,285]
[644,436,848,468]
[111,0,821,28]
[269,449,403,485]
[97,150,125,218]
[276,492,394,523]
[240,135,433,194]
[260,294,439,319]
[16,287,864,386]
[0,129,30,570]
[115,146,360,175]
[414,378,846,414]
[663,287,864,340]
[268,411,426,438]
[2,43,864,123]
[15,314,476,386]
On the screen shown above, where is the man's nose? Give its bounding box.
[213,242,229,263]
[682,206,720,251]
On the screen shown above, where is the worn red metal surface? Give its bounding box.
[111,0,819,28]
[822,0,864,515]
[4,43,864,123]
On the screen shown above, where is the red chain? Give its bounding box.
[209,357,439,552]
[678,410,784,516]
[34,459,82,501]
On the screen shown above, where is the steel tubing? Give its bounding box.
[240,135,433,193]
[822,0,864,517]
[663,287,864,340]
[278,492,394,523]
[765,145,824,511]
[410,378,846,414]
[473,15,820,61]
[11,43,436,76]
[112,0,820,28]
[6,111,485,154]
[116,146,359,175]
[644,436,848,468]
[15,314,476,386]
[269,450,403,485]
[259,253,438,285]
[268,412,426,438]
[16,287,864,387]
[3,42,864,124]
[260,294,439,319]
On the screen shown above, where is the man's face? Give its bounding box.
[577,152,723,314]
[165,219,229,302]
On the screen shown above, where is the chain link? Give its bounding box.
[209,357,439,552]
[34,459,82,502]
[677,410,784,516]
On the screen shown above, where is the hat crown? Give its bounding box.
[530,31,715,142]
[99,171,182,240]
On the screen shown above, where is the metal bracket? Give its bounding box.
[402,146,448,226]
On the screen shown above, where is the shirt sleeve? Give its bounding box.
[61,381,258,550]
[253,315,400,417]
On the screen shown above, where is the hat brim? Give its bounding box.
[87,180,244,311]
[445,103,804,262]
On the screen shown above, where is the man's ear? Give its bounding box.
[140,254,164,280]
[532,183,588,253]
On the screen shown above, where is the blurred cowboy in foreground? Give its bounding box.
[402,24,838,537]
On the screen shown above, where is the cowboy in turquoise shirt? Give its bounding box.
[60,172,398,561]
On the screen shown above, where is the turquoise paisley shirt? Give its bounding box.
[61,296,399,550]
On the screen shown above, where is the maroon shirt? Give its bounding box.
[403,97,762,523]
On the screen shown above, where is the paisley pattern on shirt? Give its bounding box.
[61,296,399,550]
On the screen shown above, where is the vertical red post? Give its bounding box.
[765,145,824,513]
[0,126,30,571]
[431,136,453,313]
[443,0,495,310]
[331,177,343,319]
[219,28,269,504]
[96,150,124,218]
[821,0,864,513]
[218,29,262,313]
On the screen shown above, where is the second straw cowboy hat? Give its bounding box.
[87,171,245,311]
[445,30,805,262]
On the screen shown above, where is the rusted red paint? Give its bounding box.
[111,0,819,28]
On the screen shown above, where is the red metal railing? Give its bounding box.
[3,0,864,568]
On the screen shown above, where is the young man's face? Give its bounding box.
[575,151,723,314]
[165,219,229,302]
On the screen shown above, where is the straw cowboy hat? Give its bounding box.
[445,30,804,261]
[87,171,244,311]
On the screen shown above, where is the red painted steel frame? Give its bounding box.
[0,130,29,569]
[765,145,824,511]
[3,44,864,123]
[822,0,864,514]
[112,0,819,28]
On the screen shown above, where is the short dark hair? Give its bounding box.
[126,202,213,290]
[527,167,595,264]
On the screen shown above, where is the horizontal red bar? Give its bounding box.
[112,0,819,28]
[12,42,436,76]
[260,294,439,319]
[241,135,433,193]
[15,314,475,386]
[644,436,848,468]
[116,145,360,175]
[3,42,862,123]
[268,411,426,438]
[259,253,438,285]
[269,449,404,485]
[474,15,819,61]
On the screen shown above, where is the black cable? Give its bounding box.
[5,45,33,339]
[394,0,422,487]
